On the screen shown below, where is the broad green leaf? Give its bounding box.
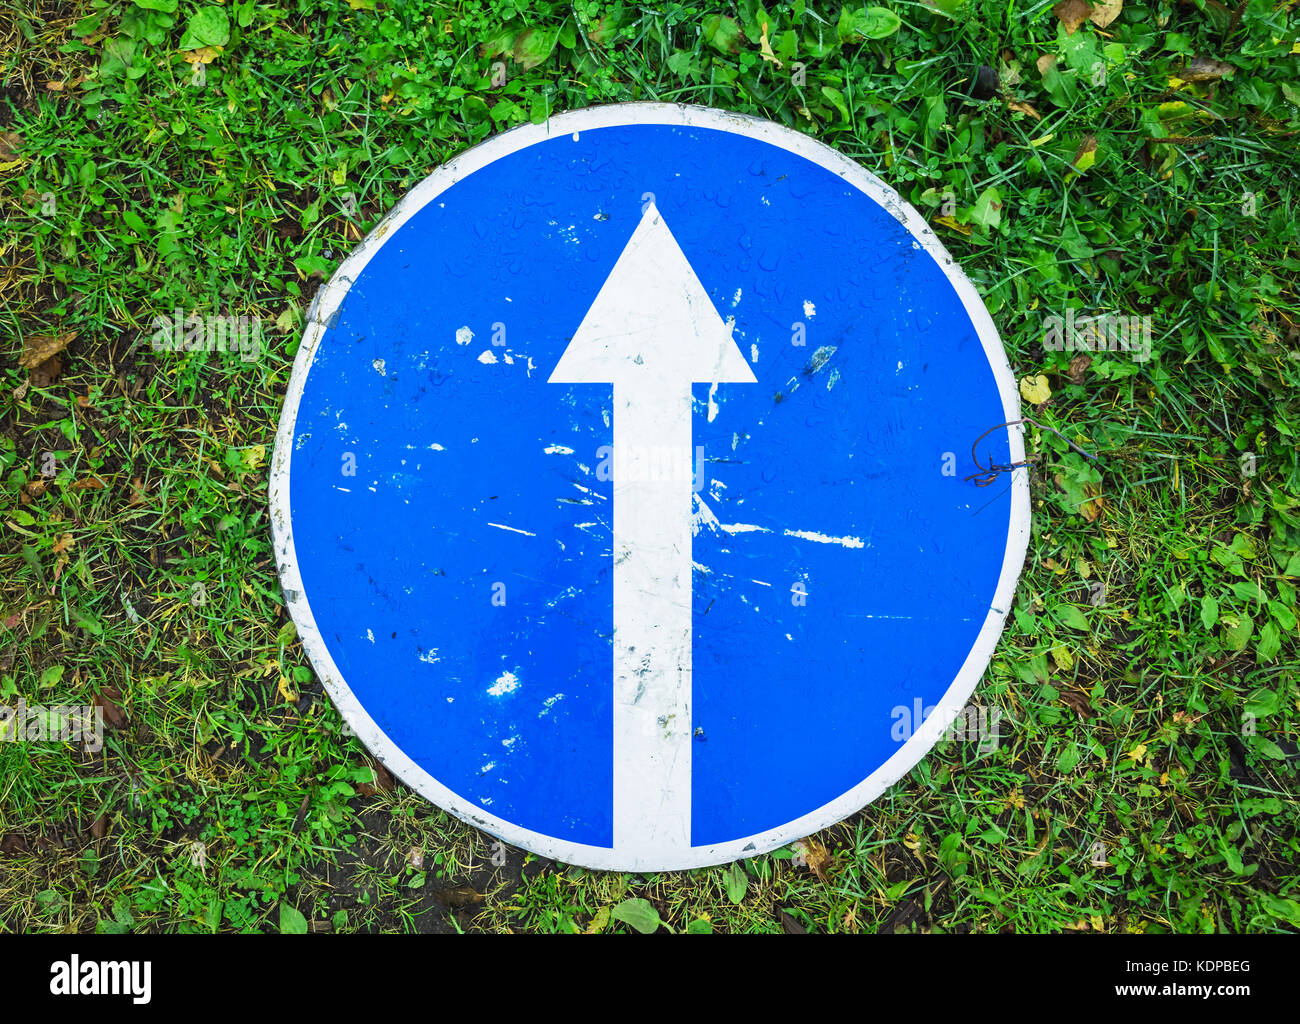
[1199,594,1218,630]
[1057,743,1081,773]
[1053,604,1089,631]
[1219,841,1245,875]
[133,0,178,11]
[609,897,662,934]
[724,862,748,904]
[703,14,744,54]
[857,7,903,39]
[1255,621,1280,663]
[970,186,1003,229]
[461,96,491,123]
[279,904,308,934]
[839,6,902,42]
[1243,686,1280,718]
[686,917,713,934]
[922,0,968,17]
[512,27,560,70]
[820,86,850,122]
[179,7,230,50]
[1225,614,1254,651]
[1262,896,1300,928]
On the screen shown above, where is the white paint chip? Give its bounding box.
[487,522,536,536]
[487,672,520,697]
[783,529,865,549]
[456,325,474,345]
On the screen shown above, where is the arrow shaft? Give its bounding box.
[611,380,695,853]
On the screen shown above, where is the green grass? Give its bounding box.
[1,0,1298,934]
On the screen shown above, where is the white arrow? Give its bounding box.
[550,203,756,854]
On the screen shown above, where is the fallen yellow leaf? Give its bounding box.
[758,21,782,68]
[182,46,222,64]
[1007,100,1042,120]
[1020,374,1052,404]
[934,215,971,236]
[242,445,267,471]
[1072,135,1098,172]
[1089,0,1122,28]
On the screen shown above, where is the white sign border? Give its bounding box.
[269,103,1030,873]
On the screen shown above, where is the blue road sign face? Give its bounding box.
[271,105,1029,871]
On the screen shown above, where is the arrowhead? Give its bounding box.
[549,203,757,386]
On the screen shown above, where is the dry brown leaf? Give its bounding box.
[51,533,75,556]
[128,477,148,506]
[1008,100,1042,120]
[0,132,22,161]
[20,330,76,369]
[1180,56,1234,82]
[0,833,28,855]
[1052,0,1093,35]
[1080,487,1105,522]
[777,908,807,934]
[1088,0,1122,28]
[94,686,126,729]
[793,837,834,881]
[3,603,42,630]
[1060,689,1095,720]
[431,886,484,907]
[70,476,106,491]
[1067,352,1092,382]
[1036,54,1058,75]
[29,355,63,388]
[357,760,396,796]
